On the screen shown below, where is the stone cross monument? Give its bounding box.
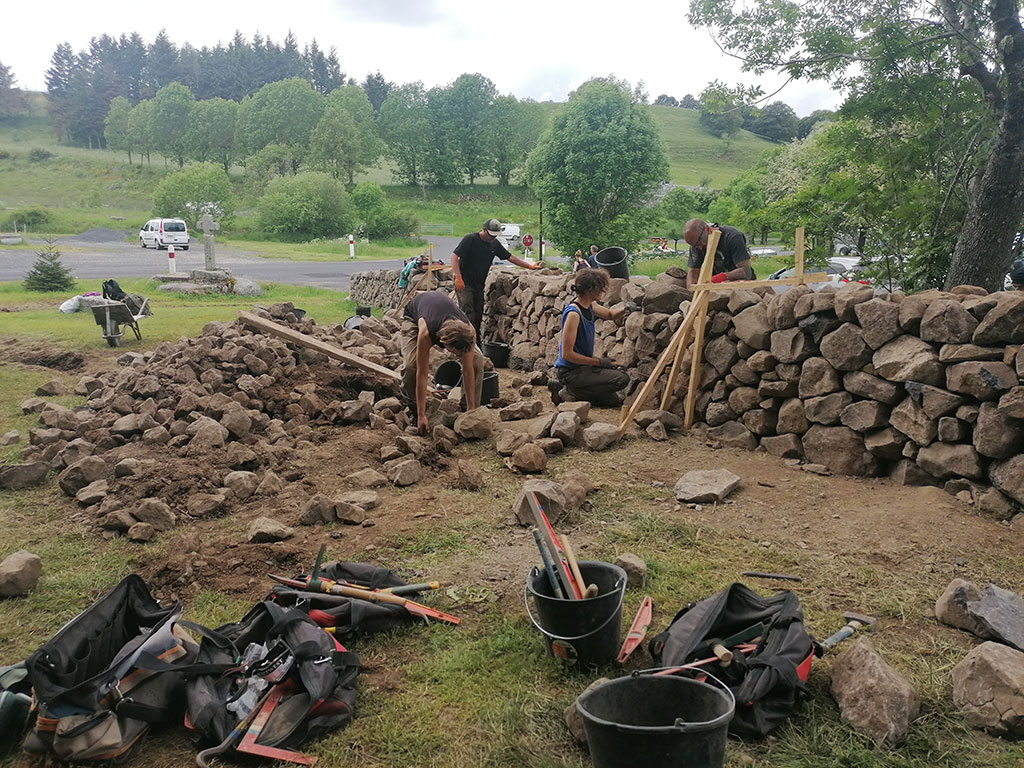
[198,213,220,271]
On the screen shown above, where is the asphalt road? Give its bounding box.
[0,233,438,292]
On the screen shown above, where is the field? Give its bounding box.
[1,280,1023,768]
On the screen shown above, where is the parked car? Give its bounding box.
[139,218,190,250]
[767,257,866,290]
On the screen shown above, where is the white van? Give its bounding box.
[139,218,190,250]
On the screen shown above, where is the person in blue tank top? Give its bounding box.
[549,268,630,406]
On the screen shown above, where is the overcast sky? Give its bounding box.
[6,0,842,115]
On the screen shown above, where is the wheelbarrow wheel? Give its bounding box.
[107,335,121,348]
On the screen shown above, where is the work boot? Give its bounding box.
[547,379,563,405]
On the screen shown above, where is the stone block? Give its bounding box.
[673,469,740,503]
[831,639,919,747]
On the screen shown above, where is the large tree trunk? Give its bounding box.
[945,100,1024,290]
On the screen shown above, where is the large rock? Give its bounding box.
[889,397,938,445]
[454,459,484,491]
[843,371,901,404]
[864,428,908,460]
[0,550,43,597]
[514,479,566,525]
[673,469,741,503]
[904,382,963,419]
[454,407,494,439]
[820,323,872,370]
[495,430,532,456]
[920,299,979,343]
[802,425,879,476]
[389,459,423,486]
[248,517,294,543]
[804,392,853,425]
[511,443,547,473]
[989,456,1024,505]
[132,499,176,531]
[854,298,902,349]
[223,470,259,500]
[916,443,983,479]
[642,282,688,314]
[550,412,582,444]
[833,282,875,321]
[872,336,944,385]
[952,642,1024,736]
[935,578,987,636]
[761,433,803,459]
[946,361,1017,400]
[704,336,739,375]
[57,456,107,496]
[0,462,49,490]
[972,292,1024,344]
[798,312,843,345]
[973,402,1024,459]
[797,358,841,398]
[776,398,810,435]
[766,284,810,329]
[770,327,816,364]
[582,422,619,451]
[840,400,889,433]
[830,639,919,747]
[110,413,157,437]
[732,304,771,349]
[707,421,758,450]
[1001,387,1024,419]
[499,400,543,421]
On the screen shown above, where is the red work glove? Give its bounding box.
[454,274,465,292]
[711,273,728,284]
[528,262,541,270]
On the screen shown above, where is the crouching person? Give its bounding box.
[549,268,629,407]
[401,292,485,434]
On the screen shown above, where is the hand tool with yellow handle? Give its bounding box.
[269,575,461,625]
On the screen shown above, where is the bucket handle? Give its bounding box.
[633,667,737,732]
[522,571,626,644]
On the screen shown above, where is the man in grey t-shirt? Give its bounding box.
[684,219,754,288]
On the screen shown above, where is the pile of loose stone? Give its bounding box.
[479,267,1024,519]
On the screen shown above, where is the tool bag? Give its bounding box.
[101,279,127,302]
[649,583,817,738]
[270,561,420,636]
[184,600,359,751]
[22,574,197,762]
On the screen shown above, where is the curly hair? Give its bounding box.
[573,267,610,297]
[438,319,475,352]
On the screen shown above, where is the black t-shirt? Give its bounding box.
[404,292,471,346]
[453,232,512,290]
[687,225,754,279]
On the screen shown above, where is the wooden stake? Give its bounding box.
[683,294,710,429]
[238,311,402,382]
[794,226,805,280]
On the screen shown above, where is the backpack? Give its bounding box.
[184,600,359,752]
[22,575,198,763]
[649,583,817,739]
[102,279,127,302]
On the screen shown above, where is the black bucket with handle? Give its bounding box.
[576,671,735,768]
[525,561,626,668]
[595,246,629,279]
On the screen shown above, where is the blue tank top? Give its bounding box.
[555,303,595,368]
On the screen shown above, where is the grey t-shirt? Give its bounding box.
[687,225,754,279]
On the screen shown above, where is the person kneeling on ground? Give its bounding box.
[401,292,485,435]
[549,268,629,407]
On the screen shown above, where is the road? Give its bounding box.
[0,232,454,292]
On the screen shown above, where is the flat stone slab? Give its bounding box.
[673,469,741,503]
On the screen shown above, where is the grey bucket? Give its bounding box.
[576,672,735,768]
[595,246,629,279]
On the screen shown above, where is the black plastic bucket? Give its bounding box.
[355,306,371,317]
[576,673,735,768]
[481,341,510,367]
[481,370,499,405]
[525,561,626,668]
[433,360,462,388]
[595,246,629,279]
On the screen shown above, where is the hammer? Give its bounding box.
[820,611,878,651]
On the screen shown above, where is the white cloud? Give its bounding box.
[4,0,844,114]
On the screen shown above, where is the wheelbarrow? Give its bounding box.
[91,298,149,347]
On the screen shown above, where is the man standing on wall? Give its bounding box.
[684,219,754,288]
[451,218,540,338]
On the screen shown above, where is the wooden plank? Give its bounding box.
[692,273,829,291]
[684,297,710,429]
[659,229,719,411]
[238,311,402,382]
[794,226,805,279]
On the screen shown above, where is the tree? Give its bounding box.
[186,98,238,171]
[307,103,359,181]
[659,186,700,230]
[128,100,154,164]
[45,43,75,141]
[751,101,798,142]
[446,73,498,184]
[152,163,235,224]
[489,96,544,186]
[654,94,679,107]
[151,82,195,167]
[234,78,324,158]
[526,77,668,253]
[423,85,461,186]
[145,29,180,95]
[689,0,1024,291]
[244,143,303,194]
[698,80,755,142]
[0,59,25,119]
[362,71,392,114]
[256,172,355,239]
[679,93,699,109]
[378,83,430,185]
[315,85,383,185]
[797,109,835,139]
[349,181,415,239]
[104,96,134,163]
[23,240,76,293]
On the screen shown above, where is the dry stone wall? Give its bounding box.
[349,268,455,309]
[478,268,1024,517]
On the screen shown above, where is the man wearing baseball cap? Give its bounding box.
[451,218,541,338]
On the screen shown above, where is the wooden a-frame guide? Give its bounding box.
[617,227,825,435]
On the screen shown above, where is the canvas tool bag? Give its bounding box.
[22,574,197,762]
